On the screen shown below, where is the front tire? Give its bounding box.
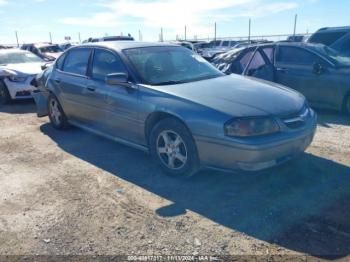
[149,118,200,177]
[0,81,11,105]
[48,94,69,129]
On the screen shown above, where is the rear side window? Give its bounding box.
[276,47,319,65]
[92,49,127,81]
[63,48,91,76]
[309,32,347,46]
[262,47,274,63]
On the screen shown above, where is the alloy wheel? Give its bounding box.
[156,130,188,170]
[49,99,62,126]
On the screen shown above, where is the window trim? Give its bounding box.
[58,47,93,78]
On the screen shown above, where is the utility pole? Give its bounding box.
[138,30,142,41]
[248,19,251,42]
[184,25,187,41]
[293,14,298,36]
[160,28,163,42]
[49,32,52,43]
[78,32,81,43]
[214,22,217,41]
[15,31,19,47]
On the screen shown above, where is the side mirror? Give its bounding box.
[41,63,51,70]
[106,73,129,85]
[313,62,325,75]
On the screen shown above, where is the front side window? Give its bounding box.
[276,47,319,65]
[63,48,91,76]
[92,49,127,81]
[55,53,66,70]
[124,46,223,85]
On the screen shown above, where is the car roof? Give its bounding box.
[81,41,179,51]
[315,26,350,33]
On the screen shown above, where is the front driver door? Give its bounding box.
[274,46,337,108]
[88,48,141,143]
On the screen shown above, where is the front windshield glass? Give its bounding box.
[124,46,224,85]
[39,45,62,53]
[0,51,43,65]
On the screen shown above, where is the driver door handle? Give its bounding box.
[276,67,288,73]
[54,78,61,84]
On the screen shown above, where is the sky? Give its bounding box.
[0,0,349,44]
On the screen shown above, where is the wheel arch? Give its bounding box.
[144,111,192,146]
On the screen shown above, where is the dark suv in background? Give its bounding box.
[308,26,350,55]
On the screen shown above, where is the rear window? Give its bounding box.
[309,32,347,46]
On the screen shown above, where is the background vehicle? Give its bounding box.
[308,26,350,55]
[212,42,350,114]
[33,42,316,176]
[21,43,63,61]
[286,35,307,42]
[0,49,43,104]
[83,35,135,43]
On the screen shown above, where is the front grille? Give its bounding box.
[281,105,309,130]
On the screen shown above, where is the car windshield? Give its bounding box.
[39,45,62,53]
[0,51,43,65]
[124,46,224,85]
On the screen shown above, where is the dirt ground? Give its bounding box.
[0,101,350,260]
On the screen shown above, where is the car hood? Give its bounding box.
[148,74,305,117]
[0,62,43,76]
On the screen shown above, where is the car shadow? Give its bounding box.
[0,99,37,114]
[40,123,350,259]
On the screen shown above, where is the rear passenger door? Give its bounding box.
[53,47,92,121]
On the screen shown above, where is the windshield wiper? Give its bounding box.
[153,80,185,86]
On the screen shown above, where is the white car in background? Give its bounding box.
[0,49,44,104]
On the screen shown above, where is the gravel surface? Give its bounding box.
[0,101,350,260]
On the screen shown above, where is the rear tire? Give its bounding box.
[149,118,200,177]
[0,81,11,105]
[48,94,69,129]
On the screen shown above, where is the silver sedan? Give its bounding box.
[33,42,317,176]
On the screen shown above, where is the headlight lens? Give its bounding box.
[224,117,280,137]
[8,75,28,82]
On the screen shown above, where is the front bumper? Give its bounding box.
[4,77,37,100]
[194,114,317,172]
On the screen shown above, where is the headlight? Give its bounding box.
[8,75,28,82]
[224,117,280,137]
